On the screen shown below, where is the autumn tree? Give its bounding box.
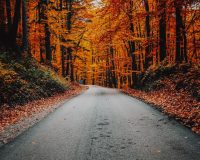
[144,0,151,69]
[22,0,28,51]
[0,0,199,87]
[158,0,167,62]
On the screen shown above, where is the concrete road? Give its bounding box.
[0,86,200,160]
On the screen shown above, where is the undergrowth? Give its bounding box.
[0,52,70,106]
[137,63,200,101]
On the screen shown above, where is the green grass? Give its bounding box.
[0,52,70,106]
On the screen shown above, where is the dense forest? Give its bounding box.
[0,0,200,149]
[0,0,199,88]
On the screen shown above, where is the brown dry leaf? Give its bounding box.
[122,86,200,135]
[0,85,87,133]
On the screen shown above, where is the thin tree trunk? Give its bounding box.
[0,0,6,45]
[183,6,188,63]
[66,0,72,32]
[66,0,74,81]
[60,0,63,11]
[175,3,182,63]
[22,0,28,51]
[144,0,151,69]
[128,0,137,87]
[158,0,167,62]
[66,53,70,76]
[67,48,74,81]
[175,2,188,63]
[41,1,52,65]
[10,0,21,49]
[45,23,51,64]
[6,0,12,32]
[183,27,188,62]
[61,46,65,76]
[110,47,117,88]
[192,25,197,61]
[40,39,44,63]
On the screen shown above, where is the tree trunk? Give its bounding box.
[175,3,182,63]
[128,0,137,87]
[183,27,188,62]
[66,53,70,76]
[40,1,52,65]
[66,0,72,32]
[0,0,6,45]
[10,0,21,49]
[60,0,63,11]
[40,39,44,63]
[6,0,12,33]
[61,46,65,76]
[110,47,117,88]
[66,0,74,81]
[144,0,151,69]
[158,0,167,62]
[67,48,74,81]
[45,23,52,64]
[192,25,197,61]
[22,0,28,51]
[175,2,187,63]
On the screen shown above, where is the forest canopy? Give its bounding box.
[0,0,199,88]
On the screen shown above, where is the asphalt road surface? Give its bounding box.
[0,86,200,160]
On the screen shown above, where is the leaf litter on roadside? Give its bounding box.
[0,85,87,133]
[122,80,200,135]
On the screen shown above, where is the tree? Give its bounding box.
[66,0,74,81]
[144,0,151,69]
[1,0,198,87]
[175,0,188,63]
[38,0,52,65]
[10,0,22,50]
[128,0,137,86]
[158,0,167,62]
[6,0,12,34]
[22,0,28,51]
[0,1,6,45]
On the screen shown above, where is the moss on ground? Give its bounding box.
[137,63,200,101]
[0,52,70,106]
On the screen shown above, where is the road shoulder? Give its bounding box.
[121,89,200,135]
[0,85,88,147]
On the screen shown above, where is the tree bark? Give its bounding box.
[10,0,21,49]
[158,0,167,62]
[66,0,72,32]
[22,0,28,51]
[61,46,65,76]
[45,23,52,64]
[128,0,137,87]
[67,48,74,81]
[183,26,188,62]
[110,46,117,88]
[6,0,12,33]
[175,1,188,63]
[66,0,74,81]
[175,3,182,63]
[40,0,52,65]
[0,0,6,45]
[144,0,151,69]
